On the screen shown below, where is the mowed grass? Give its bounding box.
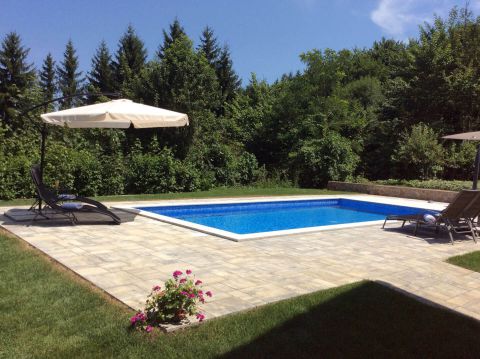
[447,251,480,273]
[1,233,480,358]
[0,186,347,207]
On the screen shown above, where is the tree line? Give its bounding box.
[1,7,480,199]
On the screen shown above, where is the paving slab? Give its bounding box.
[2,194,480,328]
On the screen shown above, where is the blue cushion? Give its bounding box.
[61,202,83,210]
[58,194,76,200]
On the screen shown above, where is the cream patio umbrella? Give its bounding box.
[443,131,480,189]
[40,98,188,129]
[37,98,188,197]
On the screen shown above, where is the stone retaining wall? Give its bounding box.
[327,181,458,202]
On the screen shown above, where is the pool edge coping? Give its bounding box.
[113,195,446,242]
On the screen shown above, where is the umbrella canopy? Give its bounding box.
[443,131,480,140]
[442,131,480,190]
[40,99,188,129]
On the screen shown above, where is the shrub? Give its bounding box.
[392,123,444,179]
[294,132,359,187]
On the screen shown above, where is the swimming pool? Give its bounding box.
[120,198,431,241]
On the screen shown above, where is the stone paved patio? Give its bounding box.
[2,194,480,322]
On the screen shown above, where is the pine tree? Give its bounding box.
[216,44,241,104]
[88,40,115,93]
[0,32,35,125]
[39,53,56,104]
[198,26,220,66]
[157,18,186,59]
[113,25,147,87]
[57,40,83,109]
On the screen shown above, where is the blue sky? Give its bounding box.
[1,0,477,83]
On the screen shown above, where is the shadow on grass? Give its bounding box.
[219,282,480,359]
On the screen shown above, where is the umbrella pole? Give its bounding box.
[38,122,47,211]
[473,144,480,190]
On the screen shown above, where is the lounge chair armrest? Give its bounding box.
[74,195,109,210]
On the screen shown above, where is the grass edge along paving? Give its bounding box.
[447,250,480,273]
[0,187,349,207]
[1,231,480,358]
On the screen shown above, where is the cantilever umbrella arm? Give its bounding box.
[443,131,480,190]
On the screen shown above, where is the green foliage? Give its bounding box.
[0,32,35,127]
[39,53,56,104]
[293,132,359,187]
[57,40,83,109]
[371,179,472,192]
[4,6,480,199]
[392,123,444,179]
[113,25,147,88]
[88,41,115,94]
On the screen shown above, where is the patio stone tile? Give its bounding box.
[3,194,480,326]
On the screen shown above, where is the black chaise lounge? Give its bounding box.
[30,164,121,224]
[382,189,480,244]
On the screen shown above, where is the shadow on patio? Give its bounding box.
[219,281,480,358]
[2,207,136,226]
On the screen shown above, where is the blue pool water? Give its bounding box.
[136,198,430,235]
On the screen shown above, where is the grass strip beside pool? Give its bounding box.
[447,251,480,273]
[0,187,348,207]
[1,232,480,358]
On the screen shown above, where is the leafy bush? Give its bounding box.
[294,132,359,187]
[392,123,444,179]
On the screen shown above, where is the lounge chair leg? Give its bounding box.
[467,219,477,244]
[414,221,420,236]
[447,228,454,245]
[382,218,387,229]
[401,220,406,227]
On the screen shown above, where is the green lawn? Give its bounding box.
[0,186,347,207]
[1,233,480,358]
[447,251,480,273]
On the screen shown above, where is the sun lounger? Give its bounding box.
[30,164,121,224]
[382,190,480,244]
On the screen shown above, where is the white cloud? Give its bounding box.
[370,0,455,38]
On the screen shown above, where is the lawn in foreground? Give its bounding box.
[0,186,347,207]
[447,251,480,273]
[1,233,480,358]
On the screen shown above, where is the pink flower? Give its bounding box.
[146,325,153,333]
[180,291,189,296]
[153,285,161,291]
[206,291,213,297]
[188,293,196,299]
[196,313,205,322]
[186,269,192,275]
[200,297,205,304]
[179,278,187,284]
[198,290,203,295]
[173,270,183,278]
[130,316,138,324]
[195,280,203,286]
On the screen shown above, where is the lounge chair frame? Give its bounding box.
[30,164,121,224]
[382,190,480,244]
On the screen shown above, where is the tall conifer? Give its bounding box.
[39,53,56,104]
[157,18,186,59]
[198,26,220,66]
[113,25,147,87]
[216,44,241,103]
[0,32,35,125]
[88,41,115,93]
[57,40,83,109]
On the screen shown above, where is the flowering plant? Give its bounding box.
[130,269,212,332]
